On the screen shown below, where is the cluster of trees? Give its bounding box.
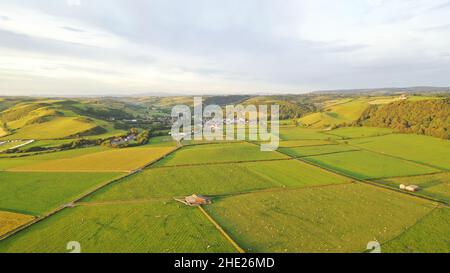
[355,99,449,139]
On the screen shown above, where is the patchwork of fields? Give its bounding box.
[0,125,449,253]
[204,184,435,253]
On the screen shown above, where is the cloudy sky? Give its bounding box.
[1,0,450,96]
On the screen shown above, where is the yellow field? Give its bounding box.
[0,127,7,137]
[10,146,175,172]
[7,108,59,130]
[0,211,35,237]
[3,117,97,140]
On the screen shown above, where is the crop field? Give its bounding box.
[279,144,359,157]
[302,150,438,180]
[0,211,35,237]
[204,183,435,253]
[0,172,122,215]
[0,202,236,253]
[2,117,97,140]
[382,208,450,253]
[154,143,288,167]
[327,127,393,139]
[279,127,341,141]
[85,160,351,203]
[376,173,450,203]
[10,146,175,172]
[347,134,450,171]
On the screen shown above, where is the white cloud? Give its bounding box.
[0,0,449,96]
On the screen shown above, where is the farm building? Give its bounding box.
[399,184,420,192]
[174,194,212,206]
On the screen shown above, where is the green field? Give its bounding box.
[279,144,359,157]
[382,208,450,253]
[205,183,435,253]
[10,146,175,172]
[0,202,236,253]
[154,143,288,167]
[0,172,122,215]
[85,160,352,203]
[279,127,341,141]
[327,127,393,139]
[303,150,438,180]
[278,140,334,148]
[348,134,450,171]
[376,173,450,203]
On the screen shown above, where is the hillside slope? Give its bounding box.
[0,100,126,140]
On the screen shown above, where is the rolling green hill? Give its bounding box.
[0,100,128,140]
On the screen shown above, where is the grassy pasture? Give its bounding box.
[154,143,288,167]
[205,183,435,253]
[303,151,438,180]
[376,173,450,203]
[0,172,122,215]
[0,202,236,253]
[348,134,450,171]
[382,208,450,253]
[328,127,393,139]
[0,211,35,237]
[10,146,175,172]
[3,117,97,140]
[278,140,334,148]
[147,136,177,147]
[85,160,351,202]
[279,127,341,141]
[279,145,358,157]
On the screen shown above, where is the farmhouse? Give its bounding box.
[174,194,212,206]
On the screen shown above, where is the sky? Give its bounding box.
[0,0,450,96]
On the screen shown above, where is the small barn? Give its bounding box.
[399,184,420,192]
[405,185,420,192]
[174,194,212,206]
